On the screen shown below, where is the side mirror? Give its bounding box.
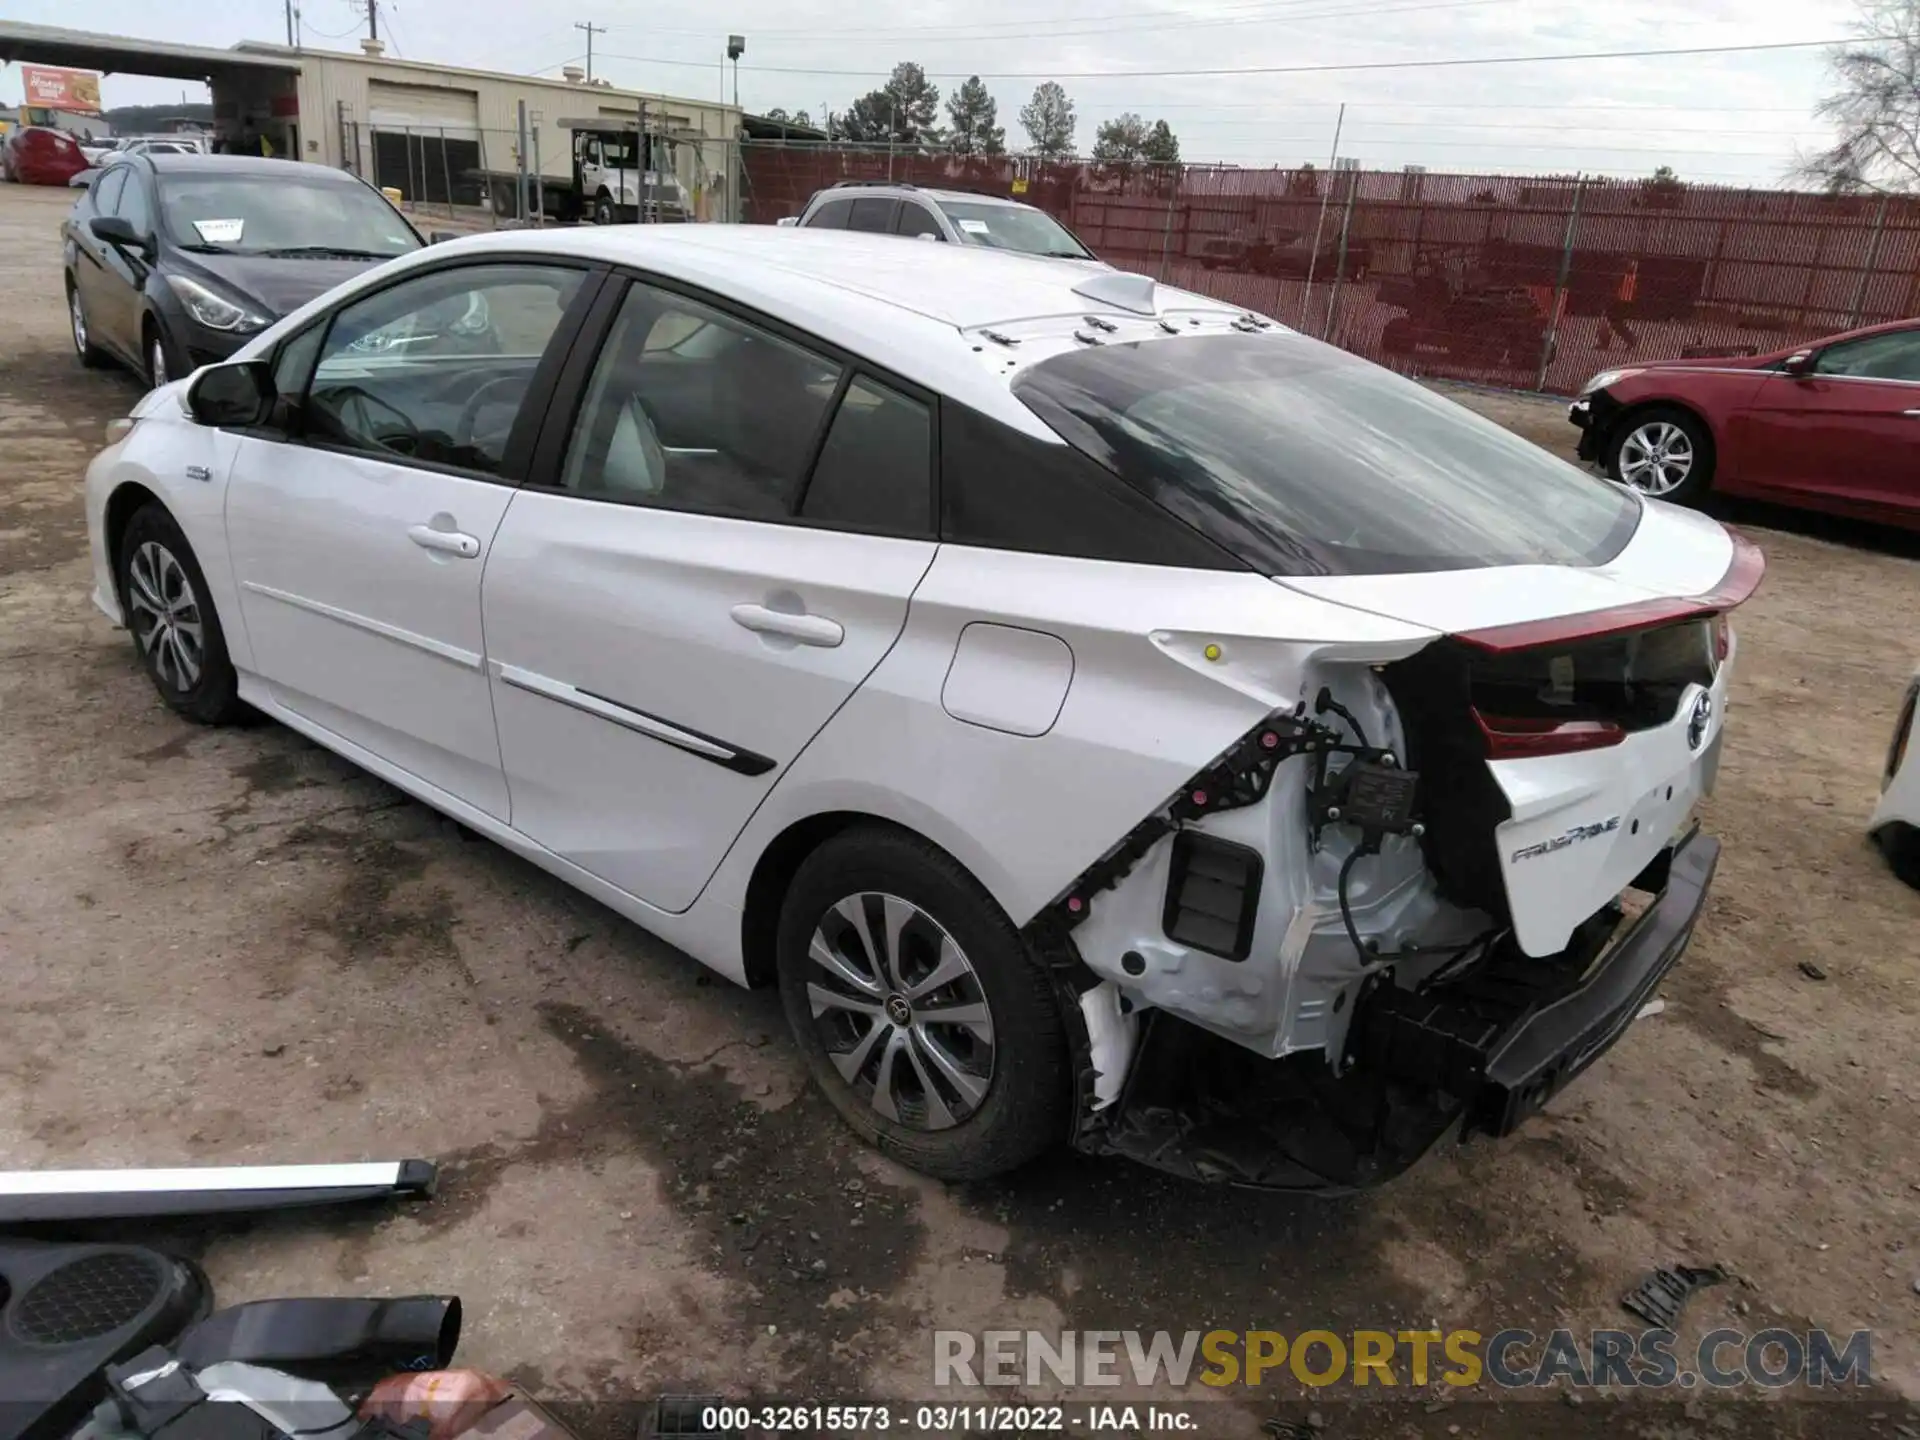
[187,360,275,427]
[89,214,147,250]
[775,216,800,227]
[428,230,457,245]
[1783,350,1816,377]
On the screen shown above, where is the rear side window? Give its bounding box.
[1014,333,1640,576]
[800,377,933,535]
[847,197,898,233]
[805,197,854,229]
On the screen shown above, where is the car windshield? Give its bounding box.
[935,200,1092,259]
[1015,331,1641,576]
[156,173,421,258]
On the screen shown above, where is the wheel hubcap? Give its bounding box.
[805,892,996,1131]
[70,291,87,354]
[126,541,203,693]
[1618,421,1694,496]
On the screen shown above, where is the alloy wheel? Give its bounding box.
[1618,420,1693,496]
[804,892,996,1131]
[70,289,88,356]
[148,336,168,388]
[126,540,204,693]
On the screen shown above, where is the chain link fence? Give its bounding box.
[338,121,742,231]
[740,142,1920,395]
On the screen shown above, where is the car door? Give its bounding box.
[72,166,133,363]
[108,166,159,358]
[482,274,939,911]
[223,259,598,819]
[1737,327,1920,515]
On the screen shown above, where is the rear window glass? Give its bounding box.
[1013,332,1639,576]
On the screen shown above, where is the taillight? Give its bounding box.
[1457,529,1766,656]
[1475,712,1626,760]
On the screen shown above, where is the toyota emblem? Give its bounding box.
[1688,692,1714,751]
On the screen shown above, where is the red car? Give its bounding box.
[1,126,90,187]
[1569,317,1920,529]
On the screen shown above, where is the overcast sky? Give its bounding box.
[1,0,1859,183]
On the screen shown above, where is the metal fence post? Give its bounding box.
[516,101,530,224]
[1847,194,1891,328]
[1322,169,1358,340]
[1536,176,1585,392]
[1157,165,1179,280]
[531,127,542,224]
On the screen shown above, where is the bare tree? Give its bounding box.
[1798,0,1920,192]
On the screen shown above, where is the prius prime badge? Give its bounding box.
[1688,692,1714,751]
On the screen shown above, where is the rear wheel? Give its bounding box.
[68,280,107,368]
[116,504,244,725]
[1607,406,1714,505]
[776,826,1071,1180]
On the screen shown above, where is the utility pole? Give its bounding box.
[365,0,379,43]
[574,21,605,83]
[284,0,295,47]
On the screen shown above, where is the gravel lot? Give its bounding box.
[4,180,1918,1438]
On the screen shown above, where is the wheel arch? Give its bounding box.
[104,480,167,603]
[738,809,1011,990]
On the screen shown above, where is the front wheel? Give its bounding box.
[1606,406,1715,504]
[117,504,244,725]
[776,826,1072,1181]
[593,193,616,226]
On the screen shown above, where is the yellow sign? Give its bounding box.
[1011,178,1028,194]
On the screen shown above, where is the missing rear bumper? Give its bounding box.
[1070,829,1717,1190]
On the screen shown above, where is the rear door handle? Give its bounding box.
[407,524,480,559]
[1904,409,1920,418]
[730,603,844,648]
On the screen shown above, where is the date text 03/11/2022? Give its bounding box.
[694,1404,1193,1432]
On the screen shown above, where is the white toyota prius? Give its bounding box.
[85,225,1763,1189]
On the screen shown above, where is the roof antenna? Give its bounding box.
[1070,272,1158,316]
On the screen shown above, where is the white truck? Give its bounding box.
[472,118,696,225]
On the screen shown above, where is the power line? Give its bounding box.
[592,34,1848,82]
[1176,118,1826,135]
[606,0,1424,40]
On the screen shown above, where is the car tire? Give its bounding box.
[593,193,616,226]
[116,503,245,726]
[1606,405,1715,505]
[776,825,1072,1181]
[1878,824,1920,890]
[144,319,174,389]
[68,279,108,368]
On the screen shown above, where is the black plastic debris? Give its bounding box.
[1620,1263,1729,1327]
[1798,960,1829,981]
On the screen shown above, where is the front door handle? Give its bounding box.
[407,524,480,559]
[1903,409,1920,418]
[730,603,844,648]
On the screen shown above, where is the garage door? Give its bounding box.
[367,81,483,207]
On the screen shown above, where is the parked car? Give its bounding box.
[1873,668,1919,888]
[63,153,424,387]
[788,181,1100,262]
[2,126,90,187]
[1568,317,1920,527]
[84,226,1761,1189]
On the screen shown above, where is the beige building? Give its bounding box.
[0,22,741,220]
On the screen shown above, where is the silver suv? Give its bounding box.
[784,182,1101,263]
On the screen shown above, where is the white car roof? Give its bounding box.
[417,225,1255,437]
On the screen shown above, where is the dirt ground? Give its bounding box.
[4,180,1919,1438]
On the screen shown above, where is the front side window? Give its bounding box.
[894,204,944,240]
[303,264,584,474]
[115,170,153,237]
[90,166,127,217]
[1015,332,1640,576]
[936,200,1092,260]
[558,280,842,518]
[157,173,421,259]
[1814,329,1920,382]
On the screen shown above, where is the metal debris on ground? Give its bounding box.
[1798,960,1829,981]
[1620,1263,1730,1327]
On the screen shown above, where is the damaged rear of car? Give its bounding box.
[995,329,1761,1189]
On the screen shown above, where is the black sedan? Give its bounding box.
[63,154,428,387]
